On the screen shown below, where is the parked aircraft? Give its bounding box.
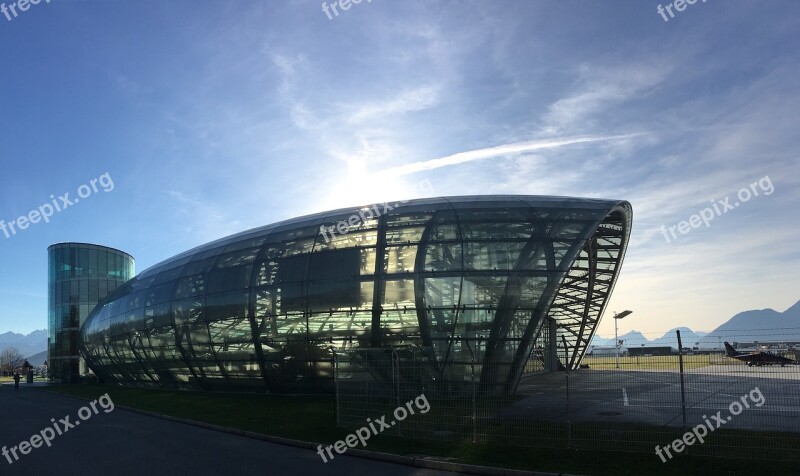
[724,342,796,367]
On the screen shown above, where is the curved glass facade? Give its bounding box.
[48,243,134,383]
[80,196,631,393]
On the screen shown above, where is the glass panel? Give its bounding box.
[98,250,108,277]
[79,279,89,303]
[207,266,251,294]
[89,249,98,277]
[205,291,248,322]
[425,243,462,272]
[78,248,89,277]
[98,279,108,301]
[70,280,79,304]
[384,245,417,274]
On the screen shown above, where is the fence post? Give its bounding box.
[333,350,340,428]
[472,353,477,443]
[393,348,400,408]
[394,348,401,436]
[562,335,571,449]
[676,330,687,432]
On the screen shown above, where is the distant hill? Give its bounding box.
[652,327,707,348]
[590,335,615,346]
[591,331,653,347]
[618,331,649,348]
[589,300,800,350]
[0,329,47,358]
[24,350,47,366]
[697,300,800,347]
[589,330,666,349]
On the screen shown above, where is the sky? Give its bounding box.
[0,0,798,337]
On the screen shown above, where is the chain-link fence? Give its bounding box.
[334,329,800,461]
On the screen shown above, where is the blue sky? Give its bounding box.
[0,0,798,337]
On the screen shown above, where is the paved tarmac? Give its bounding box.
[508,364,800,432]
[0,385,461,476]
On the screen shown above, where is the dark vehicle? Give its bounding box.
[724,342,796,367]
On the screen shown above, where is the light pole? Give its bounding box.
[614,310,633,369]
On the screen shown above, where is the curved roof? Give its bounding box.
[138,195,627,279]
[48,242,135,261]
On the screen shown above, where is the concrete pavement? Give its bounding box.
[0,385,462,476]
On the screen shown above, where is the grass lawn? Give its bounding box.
[40,384,796,476]
[582,354,717,370]
[1,376,49,383]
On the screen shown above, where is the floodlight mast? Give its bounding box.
[614,310,634,369]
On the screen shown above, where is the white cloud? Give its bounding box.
[374,134,642,177]
[346,85,441,124]
[543,63,671,134]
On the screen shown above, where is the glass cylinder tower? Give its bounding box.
[48,243,134,383]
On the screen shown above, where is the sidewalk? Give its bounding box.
[0,381,54,388]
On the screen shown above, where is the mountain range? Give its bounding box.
[591,299,800,349]
[696,300,800,347]
[0,330,47,360]
[591,328,708,349]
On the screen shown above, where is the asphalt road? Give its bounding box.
[508,365,800,432]
[0,385,461,476]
